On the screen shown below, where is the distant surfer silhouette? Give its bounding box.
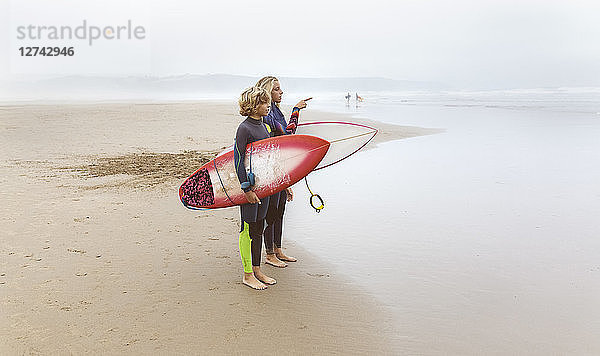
[355,93,363,108]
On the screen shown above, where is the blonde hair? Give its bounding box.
[238,86,271,117]
[256,76,279,106]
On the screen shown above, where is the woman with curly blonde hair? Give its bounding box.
[234,86,276,290]
[256,76,312,268]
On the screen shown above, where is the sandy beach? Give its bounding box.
[0,102,437,354]
[2,0,599,353]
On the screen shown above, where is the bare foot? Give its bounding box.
[253,267,276,285]
[265,254,287,268]
[275,248,297,262]
[242,273,267,290]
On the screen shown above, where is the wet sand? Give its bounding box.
[0,102,435,353]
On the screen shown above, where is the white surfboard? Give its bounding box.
[218,121,377,171]
[295,121,377,170]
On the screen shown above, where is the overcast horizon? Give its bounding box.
[1,0,599,90]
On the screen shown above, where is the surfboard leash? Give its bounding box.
[304,177,324,213]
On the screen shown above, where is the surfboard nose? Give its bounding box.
[295,121,377,170]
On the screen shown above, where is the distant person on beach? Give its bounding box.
[256,76,312,268]
[235,86,275,290]
[345,92,351,104]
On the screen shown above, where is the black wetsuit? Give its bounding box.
[234,117,271,267]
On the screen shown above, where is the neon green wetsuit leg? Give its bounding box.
[239,221,253,273]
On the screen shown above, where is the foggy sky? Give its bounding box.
[1,0,599,89]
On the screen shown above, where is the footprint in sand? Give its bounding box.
[307,273,330,278]
[124,339,139,346]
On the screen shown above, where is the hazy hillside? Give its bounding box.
[1,74,444,101]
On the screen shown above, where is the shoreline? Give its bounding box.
[1,101,441,353]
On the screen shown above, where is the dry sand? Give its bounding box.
[0,102,439,354]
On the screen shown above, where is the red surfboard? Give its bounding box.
[179,134,330,210]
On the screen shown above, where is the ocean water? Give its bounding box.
[282,89,600,354]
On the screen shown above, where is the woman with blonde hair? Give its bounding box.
[256,76,312,268]
[235,86,276,290]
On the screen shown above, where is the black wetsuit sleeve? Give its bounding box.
[234,124,251,192]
